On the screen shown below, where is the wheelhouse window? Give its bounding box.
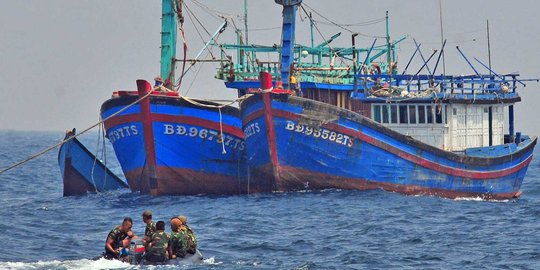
[382,105,389,123]
[436,106,443,124]
[399,105,408,124]
[409,105,416,124]
[372,104,446,125]
[418,106,426,123]
[390,105,398,124]
[426,105,433,124]
[374,105,381,122]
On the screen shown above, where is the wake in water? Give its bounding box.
[0,257,219,270]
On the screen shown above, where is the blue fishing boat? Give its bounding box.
[220,0,537,199]
[58,129,128,196]
[100,1,247,195]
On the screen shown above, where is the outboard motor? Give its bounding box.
[127,238,145,264]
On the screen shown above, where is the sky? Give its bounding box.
[0,0,539,136]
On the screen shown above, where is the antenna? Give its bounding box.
[439,0,446,75]
[385,11,391,74]
[244,0,248,44]
[487,19,492,75]
[310,12,315,63]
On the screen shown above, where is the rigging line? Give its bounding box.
[174,0,188,89]
[312,17,386,27]
[184,1,231,59]
[228,18,258,71]
[183,48,211,96]
[184,5,209,50]
[176,23,230,87]
[101,120,108,190]
[189,0,225,21]
[176,3,214,88]
[250,26,281,32]
[184,3,214,40]
[303,3,385,38]
[175,35,231,89]
[0,90,154,175]
[190,0,241,21]
[299,5,347,66]
[90,118,101,191]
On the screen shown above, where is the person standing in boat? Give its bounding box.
[104,217,135,259]
[144,221,170,262]
[141,210,156,246]
[177,215,197,254]
[168,217,187,259]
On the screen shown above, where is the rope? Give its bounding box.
[90,118,101,191]
[0,90,154,175]
[299,5,348,67]
[218,108,226,154]
[173,0,188,89]
[302,3,385,39]
[100,120,108,190]
[190,0,241,21]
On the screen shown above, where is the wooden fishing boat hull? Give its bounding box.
[241,93,537,200]
[58,133,128,196]
[100,92,248,195]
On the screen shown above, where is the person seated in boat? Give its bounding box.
[168,217,188,259]
[177,215,197,254]
[154,76,164,87]
[141,210,156,246]
[64,128,76,139]
[144,220,170,263]
[104,217,135,259]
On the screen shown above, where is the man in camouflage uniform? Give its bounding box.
[141,210,156,247]
[104,217,135,259]
[144,220,170,263]
[177,215,197,254]
[168,217,188,259]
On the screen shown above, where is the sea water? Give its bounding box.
[0,130,539,269]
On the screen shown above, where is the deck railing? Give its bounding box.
[355,74,530,95]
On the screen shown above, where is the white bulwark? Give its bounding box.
[371,103,507,151]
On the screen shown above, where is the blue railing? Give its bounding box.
[355,73,536,96]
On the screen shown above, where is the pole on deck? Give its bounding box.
[456,46,480,75]
[352,33,358,93]
[275,0,303,90]
[160,0,178,88]
[439,0,446,75]
[487,20,492,76]
[244,0,249,44]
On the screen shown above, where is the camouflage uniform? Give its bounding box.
[104,226,128,259]
[145,231,170,262]
[180,225,197,254]
[144,221,156,238]
[168,230,188,258]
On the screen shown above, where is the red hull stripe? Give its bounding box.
[262,93,281,177]
[104,113,244,139]
[246,108,533,179]
[276,165,521,200]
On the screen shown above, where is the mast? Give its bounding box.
[309,12,315,63]
[385,10,391,72]
[275,0,303,89]
[244,0,249,44]
[439,0,446,75]
[487,19,492,75]
[160,0,178,88]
